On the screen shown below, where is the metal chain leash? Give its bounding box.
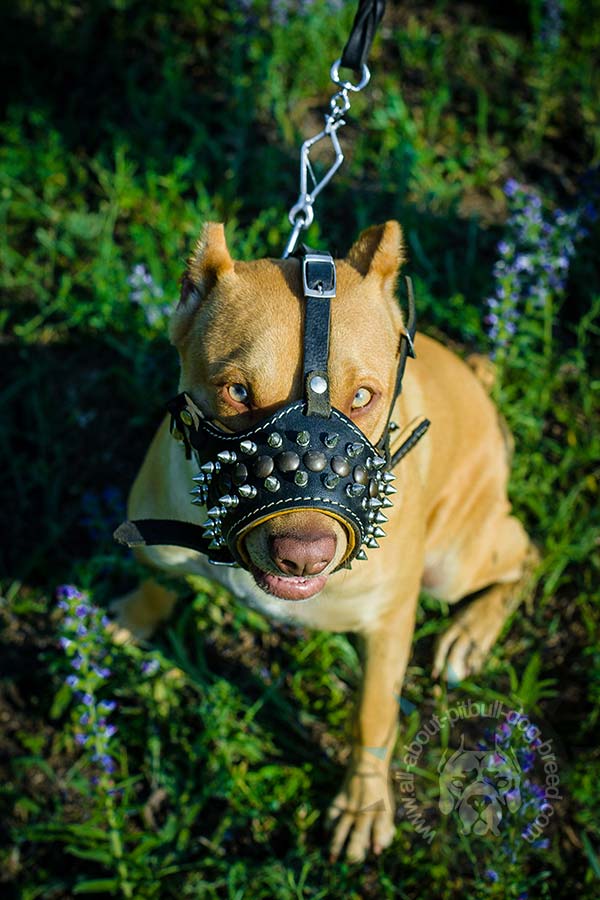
[281,59,371,258]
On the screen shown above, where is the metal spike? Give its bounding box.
[382,471,396,483]
[356,548,368,561]
[384,485,397,495]
[208,539,222,550]
[267,432,283,449]
[219,494,239,509]
[207,506,224,519]
[191,497,204,505]
[238,484,257,499]
[192,472,206,483]
[368,497,383,509]
[200,461,219,475]
[190,486,204,495]
[217,450,237,464]
[202,527,216,539]
[240,440,258,456]
[366,537,380,549]
[346,441,364,458]
[296,431,310,447]
[381,496,394,508]
[200,520,211,530]
[371,456,386,470]
[264,475,280,493]
[373,526,386,538]
[323,433,339,449]
[346,483,366,497]
[294,471,308,487]
[375,512,388,524]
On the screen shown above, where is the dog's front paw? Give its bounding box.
[108,580,178,644]
[327,767,395,863]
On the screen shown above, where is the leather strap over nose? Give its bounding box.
[297,248,336,418]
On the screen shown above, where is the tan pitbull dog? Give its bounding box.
[114,220,534,862]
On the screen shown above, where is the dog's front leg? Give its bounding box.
[328,592,418,863]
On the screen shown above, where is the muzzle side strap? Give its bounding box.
[377,275,418,462]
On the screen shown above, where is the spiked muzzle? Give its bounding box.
[115,248,429,571]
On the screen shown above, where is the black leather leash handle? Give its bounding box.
[341,0,387,72]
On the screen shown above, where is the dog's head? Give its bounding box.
[169,222,406,601]
[438,735,522,836]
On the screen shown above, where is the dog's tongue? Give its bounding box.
[254,570,328,601]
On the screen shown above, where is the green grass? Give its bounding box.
[1,0,599,897]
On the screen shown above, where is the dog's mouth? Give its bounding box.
[250,565,328,601]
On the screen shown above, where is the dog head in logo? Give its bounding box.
[438,734,521,835]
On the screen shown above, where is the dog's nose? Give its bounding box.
[269,533,336,577]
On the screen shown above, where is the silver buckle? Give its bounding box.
[302,253,337,298]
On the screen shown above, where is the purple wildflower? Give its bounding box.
[141,659,160,676]
[485,869,499,882]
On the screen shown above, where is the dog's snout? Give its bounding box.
[270,533,336,577]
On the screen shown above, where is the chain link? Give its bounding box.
[282,59,370,258]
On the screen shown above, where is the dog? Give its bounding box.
[113,220,535,862]
[438,735,522,836]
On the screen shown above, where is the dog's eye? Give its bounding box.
[227,383,249,405]
[351,387,373,410]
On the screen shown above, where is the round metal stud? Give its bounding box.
[353,465,368,485]
[389,421,399,431]
[296,431,310,447]
[331,455,350,477]
[304,451,327,472]
[323,432,339,449]
[323,473,339,490]
[294,471,309,487]
[264,475,280,493]
[253,455,274,478]
[368,478,379,499]
[276,451,301,473]
[233,463,249,485]
[267,432,283,449]
[180,409,193,427]
[309,374,328,395]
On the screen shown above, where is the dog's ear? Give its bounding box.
[345,221,405,294]
[170,223,235,344]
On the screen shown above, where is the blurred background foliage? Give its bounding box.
[0,0,599,897]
